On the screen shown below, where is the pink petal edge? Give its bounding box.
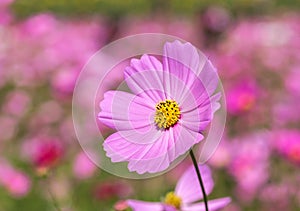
[127,199,163,211]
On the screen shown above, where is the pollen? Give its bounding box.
[154,99,180,129]
[164,192,182,209]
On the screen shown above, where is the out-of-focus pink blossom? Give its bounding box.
[73,152,97,179]
[0,116,17,142]
[210,15,300,83]
[271,130,300,165]
[22,137,64,169]
[51,68,79,99]
[226,81,259,115]
[0,9,12,25]
[209,140,231,168]
[59,117,77,144]
[222,203,241,211]
[93,181,133,201]
[19,13,57,38]
[5,171,31,198]
[0,160,31,198]
[1,13,108,87]
[36,101,63,124]
[119,17,202,45]
[201,6,231,33]
[260,183,296,211]
[0,0,14,7]
[228,132,270,201]
[114,200,131,211]
[0,0,14,25]
[2,90,30,118]
[209,52,252,79]
[285,65,300,96]
[272,95,300,126]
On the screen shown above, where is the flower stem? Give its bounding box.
[39,171,62,211]
[47,186,62,211]
[189,149,209,211]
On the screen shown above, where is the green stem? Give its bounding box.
[189,149,209,211]
[47,186,62,211]
[40,173,62,211]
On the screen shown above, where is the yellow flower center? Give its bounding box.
[154,100,181,129]
[164,192,182,209]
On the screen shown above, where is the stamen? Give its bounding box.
[154,100,180,129]
[164,192,182,209]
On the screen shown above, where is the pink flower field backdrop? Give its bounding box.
[1,0,300,210]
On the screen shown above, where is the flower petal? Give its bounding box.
[98,91,155,132]
[179,93,212,132]
[163,40,219,96]
[127,200,163,211]
[198,59,220,97]
[103,129,172,174]
[180,95,222,132]
[124,54,165,104]
[163,41,201,102]
[103,124,203,174]
[181,197,231,211]
[163,40,203,87]
[175,164,214,204]
[172,123,204,160]
[162,41,220,132]
[126,124,203,174]
[210,92,222,113]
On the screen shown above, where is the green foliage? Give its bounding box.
[12,0,152,19]
[12,0,300,19]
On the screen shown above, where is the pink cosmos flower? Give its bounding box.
[98,41,220,174]
[127,164,230,211]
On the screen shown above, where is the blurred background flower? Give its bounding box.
[0,0,300,210]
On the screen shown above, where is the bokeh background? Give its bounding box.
[1,0,300,210]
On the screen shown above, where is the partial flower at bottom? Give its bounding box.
[126,164,230,211]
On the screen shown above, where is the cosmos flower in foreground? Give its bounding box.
[127,164,230,211]
[98,40,220,174]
